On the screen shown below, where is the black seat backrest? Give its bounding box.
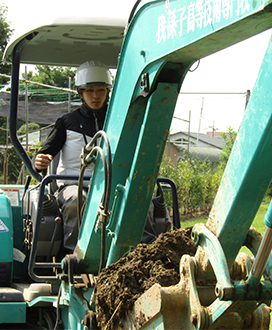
[48,152,60,194]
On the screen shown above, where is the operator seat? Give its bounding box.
[48,152,60,194]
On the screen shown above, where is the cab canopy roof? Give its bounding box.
[3,17,126,68]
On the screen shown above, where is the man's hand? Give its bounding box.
[35,154,53,171]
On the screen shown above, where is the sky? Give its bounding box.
[2,0,272,134]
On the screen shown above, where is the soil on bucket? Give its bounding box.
[95,227,196,329]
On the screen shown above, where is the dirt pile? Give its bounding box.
[95,227,196,329]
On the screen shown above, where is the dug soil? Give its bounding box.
[95,227,196,329]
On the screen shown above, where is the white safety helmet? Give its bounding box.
[75,60,112,89]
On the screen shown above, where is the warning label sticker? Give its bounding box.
[0,219,9,232]
[1,189,19,206]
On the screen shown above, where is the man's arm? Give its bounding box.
[35,154,53,171]
[33,118,66,172]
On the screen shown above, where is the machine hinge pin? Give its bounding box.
[191,314,198,327]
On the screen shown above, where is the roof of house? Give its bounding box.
[170,131,225,149]
[173,144,223,162]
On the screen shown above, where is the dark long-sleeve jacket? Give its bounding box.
[36,104,107,187]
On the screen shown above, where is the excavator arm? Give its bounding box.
[74,0,272,272]
[71,0,272,328]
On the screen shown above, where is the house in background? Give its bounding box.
[164,131,225,167]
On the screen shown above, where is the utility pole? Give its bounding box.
[197,97,204,146]
[208,121,218,137]
[173,109,191,154]
[245,89,251,109]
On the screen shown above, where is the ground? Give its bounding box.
[95,227,196,329]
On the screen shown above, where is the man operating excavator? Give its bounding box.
[34,60,112,252]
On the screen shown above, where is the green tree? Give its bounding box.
[0,147,22,184]
[159,153,224,216]
[23,65,76,88]
[0,116,24,146]
[0,5,13,85]
[0,117,8,145]
[0,5,14,180]
[17,122,40,135]
[220,126,238,164]
[7,147,22,183]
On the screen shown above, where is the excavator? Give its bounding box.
[1,0,272,328]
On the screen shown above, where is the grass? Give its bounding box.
[180,216,208,228]
[250,203,269,234]
[180,203,269,254]
[180,203,269,236]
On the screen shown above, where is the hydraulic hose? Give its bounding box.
[83,130,112,210]
[77,145,108,225]
[78,130,112,273]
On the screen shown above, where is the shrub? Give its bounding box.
[159,154,224,216]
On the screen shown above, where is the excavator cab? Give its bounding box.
[0,16,127,327]
[0,9,178,324]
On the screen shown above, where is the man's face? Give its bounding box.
[82,86,108,110]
